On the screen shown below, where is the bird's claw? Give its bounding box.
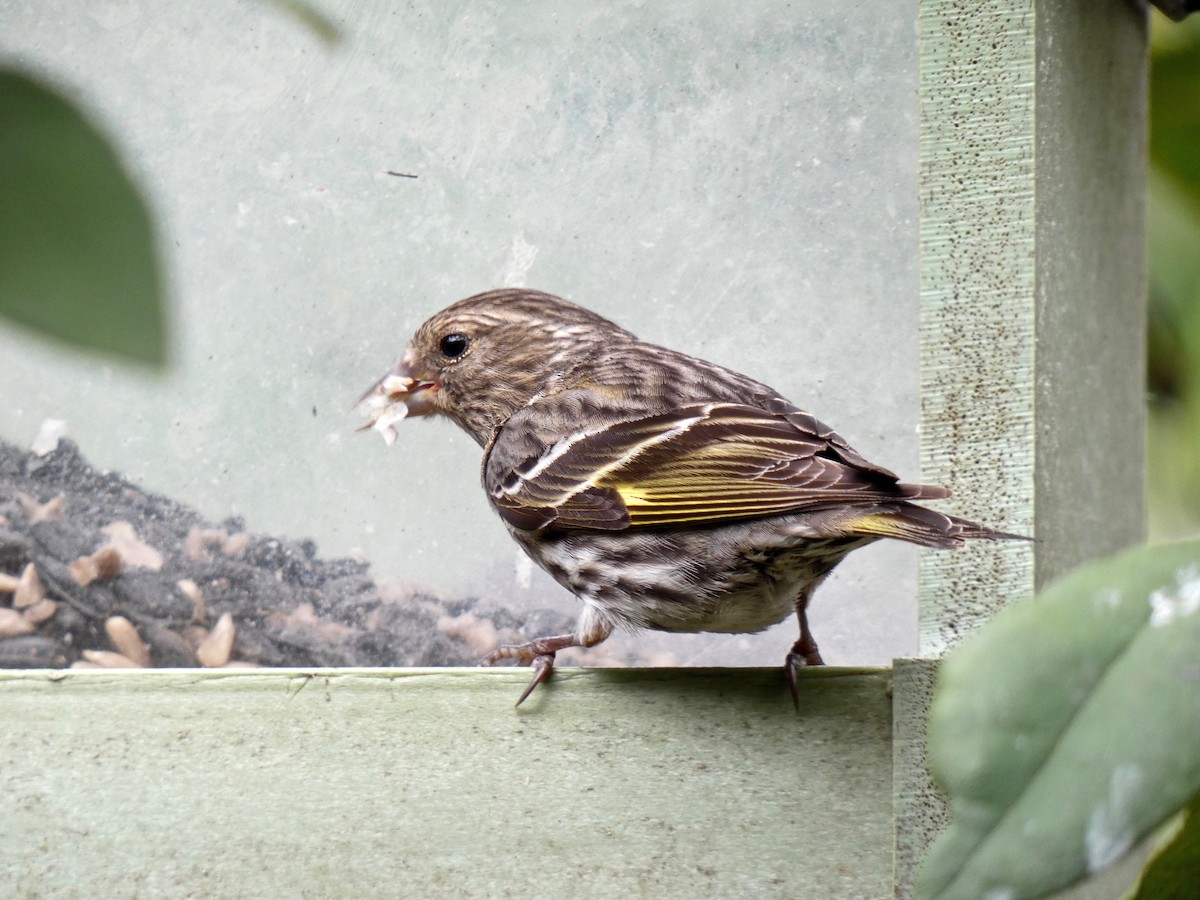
[784,640,826,712]
[481,644,538,668]
[480,633,580,705]
[515,653,556,706]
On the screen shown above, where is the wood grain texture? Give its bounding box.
[918,0,1038,659]
[0,667,892,899]
[892,658,945,897]
[917,0,1146,655]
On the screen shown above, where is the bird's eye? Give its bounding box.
[439,333,469,359]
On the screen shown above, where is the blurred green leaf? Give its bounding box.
[1148,12,1200,539]
[1151,23,1200,213]
[0,69,166,366]
[915,541,1200,900]
[1148,171,1200,334]
[1126,792,1200,900]
[1147,167,1200,536]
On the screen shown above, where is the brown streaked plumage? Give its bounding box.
[359,288,1027,705]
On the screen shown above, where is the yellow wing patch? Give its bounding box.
[613,484,653,506]
[491,403,905,532]
[608,466,821,526]
[846,513,907,537]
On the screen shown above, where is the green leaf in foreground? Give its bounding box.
[1127,791,1200,900]
[915,540,1200,900]
[0,69,166,366]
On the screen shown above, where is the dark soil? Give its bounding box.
[0,438,579,670]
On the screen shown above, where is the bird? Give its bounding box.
[357,288,1026,706]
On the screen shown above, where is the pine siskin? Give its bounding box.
[358,289,1025,705]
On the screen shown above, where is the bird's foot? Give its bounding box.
[481,633,580,706]
[784,635,826,712]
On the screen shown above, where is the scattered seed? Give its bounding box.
[67,561,92,588]
[0,607,36,638]
[140,621,200,667]
[15,492,65,523]
[0,572,19,593]
[21,598,59,625]
[196,612,235,667]
[100,521,163,571]
[181,624,210,651]
[30,418,68,457]
[95,545,125,577]
[104,616,152,667]
[185,527,228,560]
[222,532,252,556]
[0,634,69,667]
[70,546,124,586]
[81,649,142,668]
[176,578,206,622]
[265,602,356,642]
[14,563,46,609]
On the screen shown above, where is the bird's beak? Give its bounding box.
[354,358,440,446]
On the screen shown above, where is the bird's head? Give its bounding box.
[357,288,634,446]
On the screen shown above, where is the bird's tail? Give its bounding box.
[847,503,1031,549]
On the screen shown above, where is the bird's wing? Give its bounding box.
[485,402,932,532]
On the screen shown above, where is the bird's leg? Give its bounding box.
[785,586,825,710]
[481,633,581,706]
[481,609,613,706]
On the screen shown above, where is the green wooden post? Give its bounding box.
[895,1,1148,897]
[917,0,1147,659]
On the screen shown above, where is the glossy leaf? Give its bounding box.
[1127,791,1200,900]
[916,540,1200,900]
[0,69,166,366]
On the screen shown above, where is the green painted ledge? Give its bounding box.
[0,667,893,899]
